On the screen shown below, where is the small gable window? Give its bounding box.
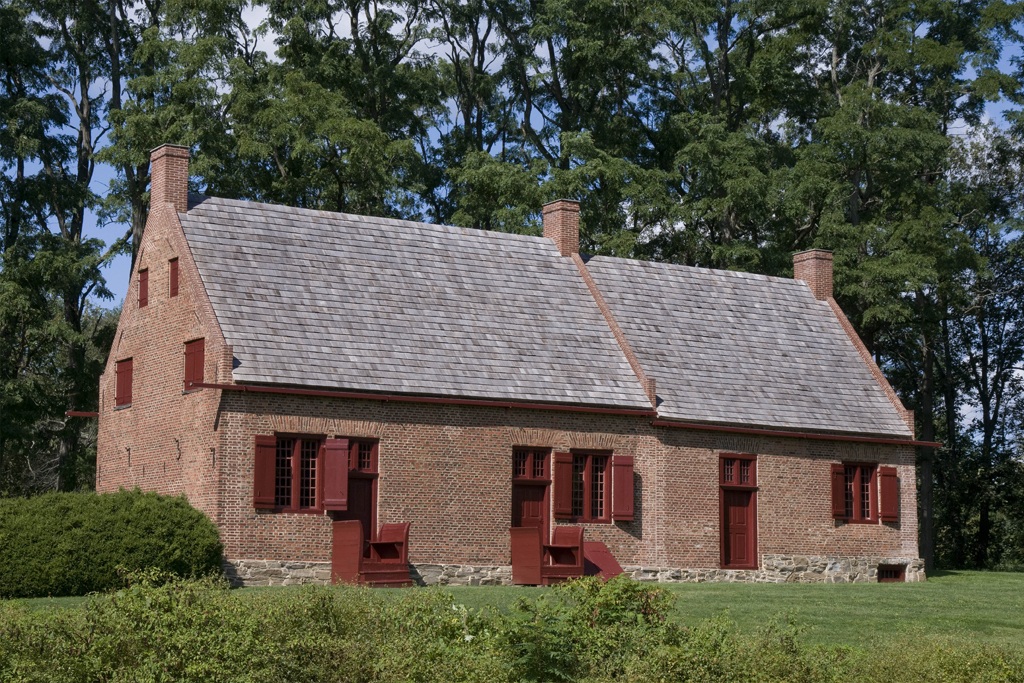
[184,338,204,390]
[115,358,133,407]
[138,269,149,307]
[169,258,179,297]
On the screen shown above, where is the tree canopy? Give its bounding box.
[2,0,1024,570]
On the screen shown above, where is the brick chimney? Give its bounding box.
[150,144,190,214]
[793,249,833,301]
[542,199,579,256]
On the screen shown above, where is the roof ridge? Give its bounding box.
[586,253,802,286]
[188,194,550,247]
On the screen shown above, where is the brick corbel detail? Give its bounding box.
[571,254,657,408]
[826,298,915,433]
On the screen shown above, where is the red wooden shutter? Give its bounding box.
[830,464,846,519]
[553,451,573,519]
[169,258,179,297]
[322,438,350,511]
[611,455,634,521]
[115,359,133,407]
[184,342,194,389]
[253,435,277,509]
[879,466,899,522]
[139,269,148,307]
[184,339,205,389]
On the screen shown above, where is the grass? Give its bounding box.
[441,570,1024,649]
[10,570,1024,650]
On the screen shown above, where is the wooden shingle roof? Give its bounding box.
[585,256,913,437]
[179,194,912,437]
[180,196,652,410]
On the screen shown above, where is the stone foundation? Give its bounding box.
[410,564,512,586]
[224,555,925,587]
[223,559,333,587]
[625,555,925,584]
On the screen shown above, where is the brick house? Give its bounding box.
[95,144,933,585]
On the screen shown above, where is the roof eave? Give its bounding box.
[650,417,938,448]
[190,381,657,417]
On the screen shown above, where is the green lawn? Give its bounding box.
[11,570,1024,650]
[444,570,1024,648]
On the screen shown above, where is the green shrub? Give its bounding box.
[0,489,222,598]
[495,575,678,682]
[3,576,1024,682]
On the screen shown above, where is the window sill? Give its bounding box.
[259,508,326,515]
[114,404,132,411]
[182,388,203,395]
[835,518,879,525]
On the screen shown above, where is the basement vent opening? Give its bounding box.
[877,564,905,583]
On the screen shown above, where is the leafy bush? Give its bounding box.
[494,575,678,681]
[3,575,1024,682]
[0,489,222,598]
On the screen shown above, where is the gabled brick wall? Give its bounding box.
[96,196,231,526]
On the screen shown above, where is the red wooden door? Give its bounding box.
[512,483,548,536]
[722,489,755,568]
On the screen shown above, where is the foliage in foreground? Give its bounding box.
[2,575,1023,683]
[0,490,222,598]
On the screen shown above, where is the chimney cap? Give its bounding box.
[150,143,190,158]
[542,198,580,210]
[793,248,833,260]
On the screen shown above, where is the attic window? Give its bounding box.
[169,258,179,297]
[138,269,149,307]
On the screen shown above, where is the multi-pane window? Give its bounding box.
[274,436,322,510]
[357,441,374,471]
[255,435,377,513]
[299,440,318,508]
[513,448,549,481]
[720,454,757,487]
[843,464,876,522]
[571,452,609,521]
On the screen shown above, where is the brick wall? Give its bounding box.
[211,392,918,570]
[95,199,230,526]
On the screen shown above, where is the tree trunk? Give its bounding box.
[917,292,936,572]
